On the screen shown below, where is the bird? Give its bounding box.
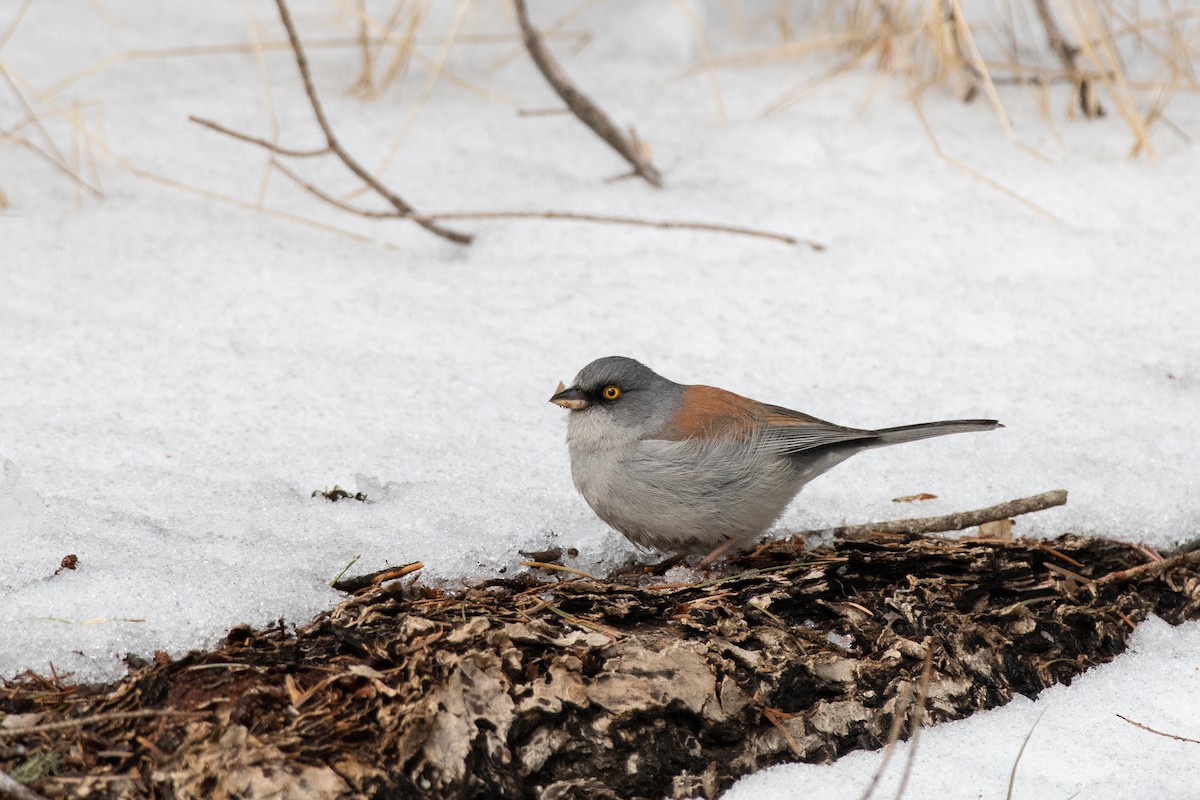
[550,356,1000,566]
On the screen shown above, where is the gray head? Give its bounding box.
[550,356,684,443]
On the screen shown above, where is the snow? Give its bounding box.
[1,0,1198,796]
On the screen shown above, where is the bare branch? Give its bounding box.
[193,0,814,251]
[1032,0,1103,117]
[267,169,816,248]
[199,2,816,253]
[512,0,664,188]
[270,0,471,244]
[799,490,1069,540]
[189,115,330,158]
[194,0,473,243]
[1093,546,1200,588]
[416,209,820,248]
[272,159,398,217]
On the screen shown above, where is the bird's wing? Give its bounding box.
[756,403,879,453]
[655,385,878,453]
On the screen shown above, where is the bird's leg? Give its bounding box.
[696,537,742,569]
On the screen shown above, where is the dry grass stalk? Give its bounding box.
[672,0,729,122]
[40,33,518,102]
[857,673,916,800]
[0,0,33,53]
[512,0,664,187]
[1005,709,1048,800]
[911,95,1061,221]
[485,0,602,75]
[893,651,934,799]
[90,131,382,244]
[0,63,102,199]
[713,0,1198,157]
[350,0,374,94]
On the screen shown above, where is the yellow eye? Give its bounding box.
[602,385,621,400]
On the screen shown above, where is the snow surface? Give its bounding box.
[1,1,1198,796]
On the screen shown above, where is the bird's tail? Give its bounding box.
[871,419,1002,447]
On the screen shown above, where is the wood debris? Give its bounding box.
[2,532,1199,799]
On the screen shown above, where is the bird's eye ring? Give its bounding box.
[602,385,621,400]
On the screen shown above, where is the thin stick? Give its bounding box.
[1032,0,1102,117]
[1093,547,1200,589]
[0,0,33,53]
[911,97,1061,223]
[763,706,805,758]
[189,116,330,158]
[0,66,102,197]
[0,770,48,800]
[196,4,811,249]
[273,159,814,247]
[329,554,362,587]
[520,561,600,580]
[331,561,424,594]
[858,679,916,800]
[893,652,933,800]
[544,604,622,639]
[802,490,1068,540]
[272,159,400,217]
[1116,713,1200,745]
[0,709,206,738]
[512,0,664,188]
[267,0,470,244]
[415,209,819,248]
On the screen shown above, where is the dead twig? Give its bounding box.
[0,769,48,800]
[192,0,471,245]
[762,706,805,758]
[0,709,207,738]
[271,160,811,247]
[1093,547,1200,589]
[1116,714,1200,745]
[802,490,1068,540]
[893,651,934,799]
[1032,0,1103,117]
[270,0,469,243]
[188,116,329,158]
[520,561,599,580]
[857,678,915,800]
[414,209,818,248]
[512,0,663,188]
[331,561,424,594]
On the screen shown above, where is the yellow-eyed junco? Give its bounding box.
[550,356,1000,565]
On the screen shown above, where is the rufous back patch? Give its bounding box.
[663,387,830,441]
[663,385,764,440]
